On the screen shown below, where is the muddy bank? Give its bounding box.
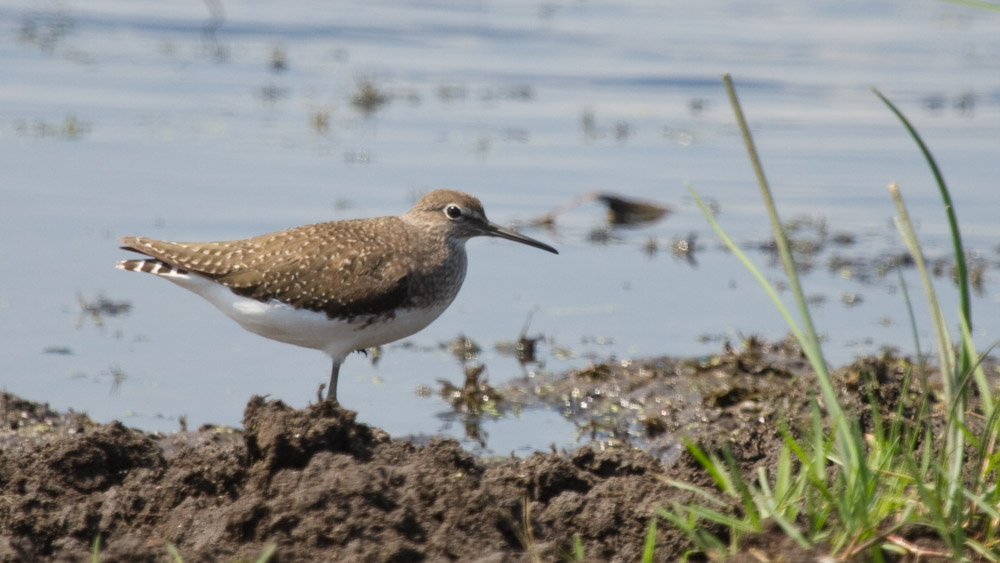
[0,395,717,562]
[0,343,935,561]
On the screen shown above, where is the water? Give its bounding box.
[2,0,999,454]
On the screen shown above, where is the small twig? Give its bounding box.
[886,534,951,558]
[524,497,541,563]
[842,521,905,558]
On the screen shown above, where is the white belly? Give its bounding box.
[164,271,451,362]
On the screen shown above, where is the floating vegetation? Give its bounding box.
[437,84,467,102]
[258,84,290,105]
[478,84,534,102]
[841,292,863,307]
[13,116,91,139]
[642,237,659,257]
[580,107,634,142]
[76,293,131,328]
[310,109,330,134]
[754,214,829,272]
[446,334,481,364]
[612,121,633,142]
[921,90,977,116]
[494,309,543,364]
[200,0,228,61]
[832,231,856,245]
[587,226,616,245]
[108,364,127,395]
[350,78,389,116]
[437,363,506,447]
[18,11,75,53]
[269,44,288,72]
[438,363,504,416]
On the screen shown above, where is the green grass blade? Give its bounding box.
[757,466,773,505]
[165,542,184,563]
[873,88,970,340]
[723,449,762,530]
[966,539,1000,563]
[959,311,994,416]
[642,519,657,563]
[889,187,966,517]
[660,477,730,508]
[964,489,1000,522]
[774,445,791,498]
[685,503,759,533]
[722,74,854,469]
[894,266,929,390]
[889,190,954,394]
[759,497,810,549]
[254,543,278,563]
[657,506,729,556]
[942,0,1000,12]
[722,74,813,331]
[686,186,805,344]
[571,533,585,560]
[682,438,735,494]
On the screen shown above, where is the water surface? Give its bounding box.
[2,0,999,454]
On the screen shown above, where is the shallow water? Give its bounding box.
[2,0,999,454]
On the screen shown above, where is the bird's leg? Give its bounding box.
[326,360,340,403]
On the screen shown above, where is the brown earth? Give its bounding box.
[0,342,951,562]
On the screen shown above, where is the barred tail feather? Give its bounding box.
[116,259,188,278]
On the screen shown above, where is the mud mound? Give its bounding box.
[0,393,710,562]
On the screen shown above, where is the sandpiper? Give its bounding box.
[117,189,557,403]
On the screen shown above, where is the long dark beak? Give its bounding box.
[483,221,558,254]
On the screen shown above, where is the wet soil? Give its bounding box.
[0,341,951,562]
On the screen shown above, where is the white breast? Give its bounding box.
[161,270,453,362]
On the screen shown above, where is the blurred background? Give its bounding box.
[2,0,999,454]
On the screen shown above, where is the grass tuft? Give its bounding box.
[658,74,1000,561]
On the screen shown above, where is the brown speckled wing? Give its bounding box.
[119,218,414,320]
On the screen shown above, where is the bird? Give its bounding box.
[116,189,558,404]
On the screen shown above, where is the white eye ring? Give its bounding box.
[445,204,463,219]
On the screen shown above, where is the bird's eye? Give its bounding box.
[445,205,463,219]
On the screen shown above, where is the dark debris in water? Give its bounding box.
[12,115,91,139]
[18,10,75,53]
[594,193,671,226]
[437,364,505,417]
[351,78,390,116]
[497,333,977,472]
[76,292,131,327]
[753,214,829,273]
[269,44,288,72]
[503,335,917,465]
[444,333,481,364]
[529,190,672,236]
[494,309,545,365]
